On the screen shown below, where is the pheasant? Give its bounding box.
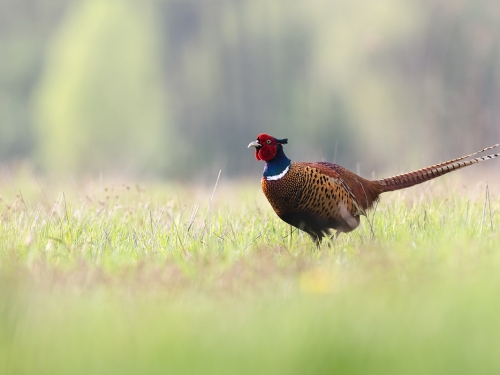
[248,133,499,244]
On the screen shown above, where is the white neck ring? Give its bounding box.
[266,165,290,181]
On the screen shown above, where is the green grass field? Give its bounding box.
[1,175,500,375]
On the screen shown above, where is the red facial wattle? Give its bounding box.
[255,147,262,160]
[256,144,277,161]
[254,133,277,161]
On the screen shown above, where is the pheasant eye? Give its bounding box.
[266,140,272,144]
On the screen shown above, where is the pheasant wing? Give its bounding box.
[310,162,382,212]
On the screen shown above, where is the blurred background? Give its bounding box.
[1,0,499,181]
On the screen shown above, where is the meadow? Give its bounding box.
[1,172,500,375]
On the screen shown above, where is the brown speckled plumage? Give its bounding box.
[250,134,499,245]
[262,162,381,242]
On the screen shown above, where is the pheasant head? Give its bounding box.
[247,133,288,161]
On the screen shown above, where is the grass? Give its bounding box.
[1,173,500,375]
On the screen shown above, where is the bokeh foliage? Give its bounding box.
[33,0,170,175]
[1,0,499,177]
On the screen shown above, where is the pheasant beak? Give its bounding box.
[247,140,261,149]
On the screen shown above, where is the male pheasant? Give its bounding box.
[248,133,499,244]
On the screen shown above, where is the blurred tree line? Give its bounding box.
[1,0,499,179]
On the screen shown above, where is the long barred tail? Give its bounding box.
[377,144,499,193]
